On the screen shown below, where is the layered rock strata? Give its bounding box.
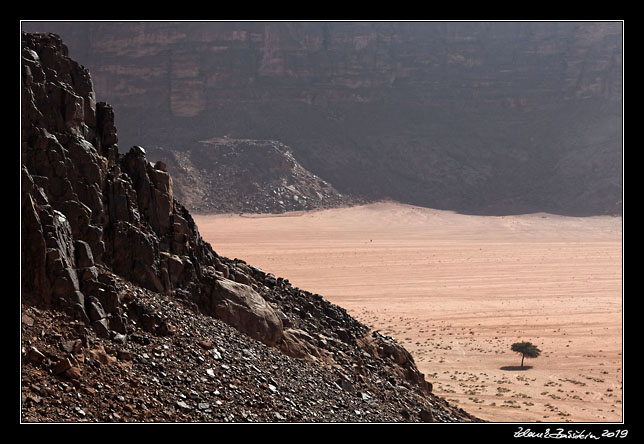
[21,21,623,216]
[21,32,480,422]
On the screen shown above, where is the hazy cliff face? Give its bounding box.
[29,22,621,109]
[21,21,623,216]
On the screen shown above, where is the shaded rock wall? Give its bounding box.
[21,21,623,216]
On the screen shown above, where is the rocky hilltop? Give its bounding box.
[21,21,623,216]
[146,139,365,214]
[20,32,482,422]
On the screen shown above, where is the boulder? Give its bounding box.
[210,278,283,347]
[278,328,325,361]
[420,408,434,422]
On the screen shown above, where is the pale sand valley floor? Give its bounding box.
[194,202,623,423]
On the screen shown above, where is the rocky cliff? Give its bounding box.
[21,32,482,422]
[21,21,623,216]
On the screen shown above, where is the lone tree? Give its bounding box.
[511,341,541,368]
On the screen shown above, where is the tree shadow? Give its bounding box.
[500,365,533,371]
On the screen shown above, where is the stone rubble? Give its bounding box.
[147,142,368,215]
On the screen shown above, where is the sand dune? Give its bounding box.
[194,202,623,422]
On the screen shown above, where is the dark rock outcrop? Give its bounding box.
[21,31,481,423]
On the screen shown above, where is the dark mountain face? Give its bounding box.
[21,31,485,423]
[21,21,622,216]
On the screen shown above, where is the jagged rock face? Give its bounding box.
[147,139,363,214]
[22,32,464,421]
[21,21,623,216]
[22,32,238,342]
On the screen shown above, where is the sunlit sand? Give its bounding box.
[194,201,623,422]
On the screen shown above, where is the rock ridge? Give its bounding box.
[21,32,482,423]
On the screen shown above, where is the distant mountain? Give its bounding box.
[21,21,623,216]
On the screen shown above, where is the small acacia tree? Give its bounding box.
[511,341,541,368]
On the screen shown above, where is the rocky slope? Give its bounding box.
[20,32,482,423]
[146,139,365,214]
[21,21,623,216]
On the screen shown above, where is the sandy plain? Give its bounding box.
[194,202,623,423]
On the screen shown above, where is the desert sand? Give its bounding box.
[194,202,623,423]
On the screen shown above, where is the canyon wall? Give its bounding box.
[21,21,623,215]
